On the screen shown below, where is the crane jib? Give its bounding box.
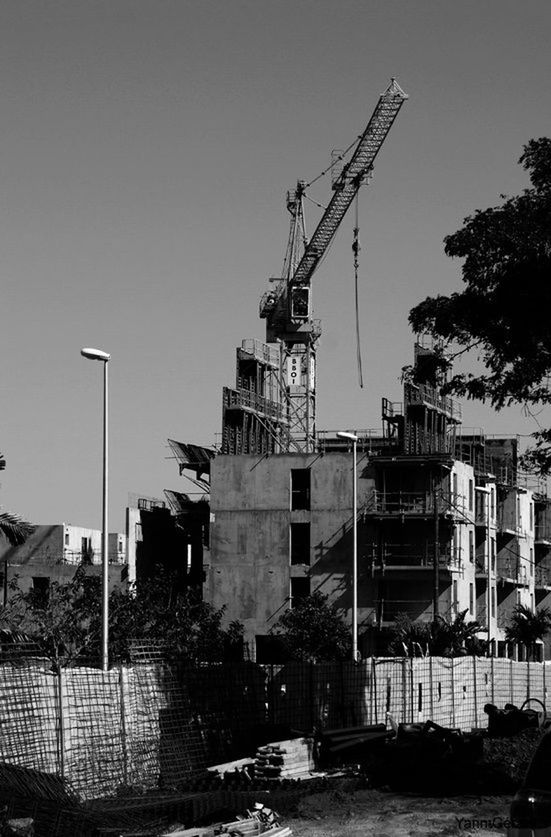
[290,79,407,290]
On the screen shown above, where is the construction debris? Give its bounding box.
[158,803,291,837]
[0,817,34,837]
[206,758,255,782]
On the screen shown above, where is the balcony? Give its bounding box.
[62,549,125,566]
[475,492,489,528]
[475,554,489,577]
[475,603,495,628]
[365,490,456,517]
[496,558,528,586]
[535,523,551,546]
[369,542,460,570]
[376,599,433,626]
[497,610,515,630]
[535,566,551,590]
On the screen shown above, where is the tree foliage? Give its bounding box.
[0,510,34,547]
[388,610,486,657]
[505,604,551,660]
[408,138,551,471]
[0,566,243,668]
[270,591,351,662]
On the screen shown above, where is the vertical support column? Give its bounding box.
[101,358,109,672]
[491,655,495,706]
[352,438,358,662]
[473,657,478,729]
[433,482,440,619]
[510,658,514,705]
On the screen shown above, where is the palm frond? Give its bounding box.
[0,511,34,546]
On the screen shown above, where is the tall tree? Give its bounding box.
[408,138,551,472]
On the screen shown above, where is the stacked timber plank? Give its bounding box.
[254,738,315,780]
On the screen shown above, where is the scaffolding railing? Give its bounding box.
[366,490,461,515]
[368,542,460,569]
[240,338,280,368]
[404,382,462,422]
[222,387,286,422]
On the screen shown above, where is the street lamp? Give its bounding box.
[337,431,359,662]
[81,347,110,671]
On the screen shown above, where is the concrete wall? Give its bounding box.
[209,451,375,650]
[0,524,128,595]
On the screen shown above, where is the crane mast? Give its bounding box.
[259,78,408,452]
[221,79,407,457]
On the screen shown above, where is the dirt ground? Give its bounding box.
[286,789,512,836]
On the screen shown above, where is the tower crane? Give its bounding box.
[259,78,408,452]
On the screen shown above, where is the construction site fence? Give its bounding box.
[0,655,548,802]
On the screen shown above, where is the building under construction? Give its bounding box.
[170,79,551,660]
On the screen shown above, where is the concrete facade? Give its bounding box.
[209,451,372,650]
[0,523,128,600]
[208,444,543,660]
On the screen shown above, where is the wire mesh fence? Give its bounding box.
[0,647,548,814]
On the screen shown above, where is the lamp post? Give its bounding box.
[81,347,110,672]
[337,431,359,662]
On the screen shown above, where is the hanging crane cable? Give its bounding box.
[352,192,364,388]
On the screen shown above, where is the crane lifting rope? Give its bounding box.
[258,78,408,453]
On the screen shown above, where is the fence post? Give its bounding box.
[119,665,129,787]
[410,659,414,723]
[451,659,456,728]
[429,656,434,721]
[401,659,407,724]
[527,659,530,703]
[473,656,478,729]
[368,658,373,726]
[373,659,378,725]
[309,662,315,731]
[57,668,65,780]
[491,655,495,706]
[510,658,514,705]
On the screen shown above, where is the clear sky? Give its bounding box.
[1,0,550,531]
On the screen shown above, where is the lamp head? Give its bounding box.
[336,431,359,442]
[81,347,111,362]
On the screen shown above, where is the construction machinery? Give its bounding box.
[222,78,408,455]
